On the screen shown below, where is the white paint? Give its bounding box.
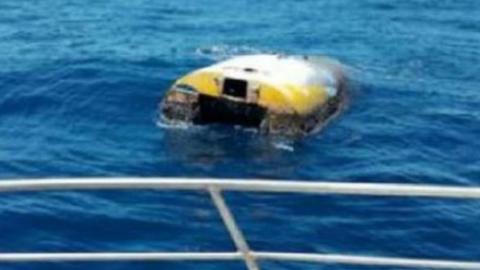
[198,54,341,97]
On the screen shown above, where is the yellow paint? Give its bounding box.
[174,72,329,116]
[289,84,329,115]
[175,71,221,97]
[258,83,328,115]
[257,83,294,113]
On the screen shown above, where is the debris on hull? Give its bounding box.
[160,54,347,137]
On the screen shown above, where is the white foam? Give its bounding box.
[272,141,295,152]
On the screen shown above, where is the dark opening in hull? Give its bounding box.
[195,95,266,127]
[160,78,347,137]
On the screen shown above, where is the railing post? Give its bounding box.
[208,187,260,270]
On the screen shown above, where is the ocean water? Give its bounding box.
[1,0,480,269]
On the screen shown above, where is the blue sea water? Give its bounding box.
[1,0,480,269]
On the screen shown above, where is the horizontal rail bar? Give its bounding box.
[0,251,479,270]
[0,178,480,199]
[253,252,480,270]
[0,252,242,262]
[1,177,480,269]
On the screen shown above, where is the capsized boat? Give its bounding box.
[160,54,347,136]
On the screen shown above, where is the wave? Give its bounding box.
[194,45,275,61]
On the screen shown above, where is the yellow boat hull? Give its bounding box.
[160,54,347,136]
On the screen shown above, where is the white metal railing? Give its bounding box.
[0,178,480,270]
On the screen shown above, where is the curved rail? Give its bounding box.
[0,177,479,270]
